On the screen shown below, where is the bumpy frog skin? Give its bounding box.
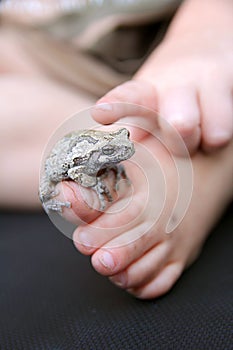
[39,128,135,212]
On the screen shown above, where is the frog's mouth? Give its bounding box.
[121,144,135,160]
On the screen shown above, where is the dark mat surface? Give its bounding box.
[0,204,232,350]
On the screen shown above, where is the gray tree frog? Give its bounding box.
[39,128,135,213]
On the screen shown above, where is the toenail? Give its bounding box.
[99,251,115,270]
[165,113,187,126]
[209,130,232,144]
[110,272,127,288]
[95,103,113,111]
[78,231,93,249]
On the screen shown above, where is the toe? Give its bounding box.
[90,223,165,276]
[159,86,201,155]
[73,185,144,255]
[128,262,183,299]
[92,80,158,123]
[109,241,170,289]
[53,163,131,230]
[55,181,102,225]
[91,80,160,141]
[200,85,233,151]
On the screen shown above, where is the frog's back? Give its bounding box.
[44,132,81,180]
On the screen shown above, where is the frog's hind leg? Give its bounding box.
[93,165,131,211]
[111,164,131,192]
[39,176,71,213]
[39,175,59,203]
[43,199,71,214]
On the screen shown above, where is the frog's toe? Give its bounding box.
[43,199,71,214]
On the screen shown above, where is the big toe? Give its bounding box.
[51,181,103,226]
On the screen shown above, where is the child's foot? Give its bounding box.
[92,19,233,155]
[58,137,233,299]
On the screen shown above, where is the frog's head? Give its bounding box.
[98,128,135,166]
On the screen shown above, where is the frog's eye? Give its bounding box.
[102,146,115,155]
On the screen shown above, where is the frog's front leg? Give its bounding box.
[68,167,97,187]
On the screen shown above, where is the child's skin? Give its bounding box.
[61,139,233,299]
[1,0,232,298]
[60,0,233,298]
[94,0,233,154]
[0,29,95,208]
